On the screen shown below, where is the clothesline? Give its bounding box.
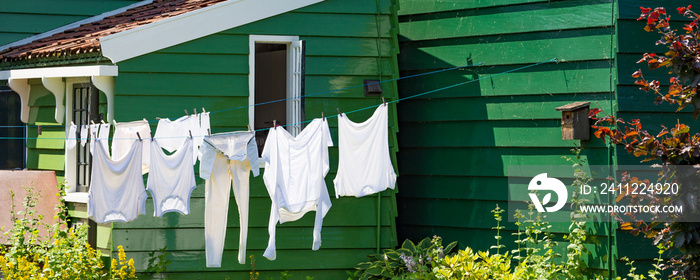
[0,58,558,140]
[0,62,484,129]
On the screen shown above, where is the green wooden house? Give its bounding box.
[0,0,400,278]
[394,0,694,277]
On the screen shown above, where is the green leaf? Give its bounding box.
[402,239,416,253]
[356,262,372,270]
[444,241,458,254]
[365,265,383,276]
[385,251,401,260]
[418,237,431,249]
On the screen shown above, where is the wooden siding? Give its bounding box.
[396,0,617,276]
[0,0,141,46]
[111,0,400,278]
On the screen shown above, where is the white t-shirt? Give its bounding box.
[333,104,397,198]
[88,139,147,224]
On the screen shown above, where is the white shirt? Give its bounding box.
[262,118,333,260]
[333,104,397,198]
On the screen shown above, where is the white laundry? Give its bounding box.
[154,115,199,165]
[196,112,211,161]
[80,124,89,147]
[98,123,110,153]
[147,137,197,217]
[199,131,259,267]
[261,118,333,261]
[333,104,397,198]
[89,124,99,154]
[113,120,152,174]
[88,139,147,224]
[66,124,77,150]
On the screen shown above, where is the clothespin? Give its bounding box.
[184,109,189,116]
[189,130,193,139]
[100,119,105,124]
[202,108,206,113]
[273,120,277,127]
[382,97,386,106]
[136,132,142,141]
[90,120,95,125]
[207,128,211,136]
[71,121,75,126]
[336,108,342,117]
[113,119,118,126]
[248,124,252,132]
[38,125,42,136]
[194,108,197,115]
[156,117,163,120]
[322,112,325,120]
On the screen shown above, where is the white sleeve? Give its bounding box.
[262,127,279,260]
[198,142,216,181]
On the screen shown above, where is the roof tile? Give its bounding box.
[0,0,228,63]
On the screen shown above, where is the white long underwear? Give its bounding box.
[262,118,333,261]
[333,104,397,198]
[112,120,152,174]
[88,139,147,224]
[154,115,200,165]
[199,131,259,267]
[147,137,197,217]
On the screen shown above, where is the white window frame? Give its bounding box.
[248,35,303,136]
[63,77,92,203]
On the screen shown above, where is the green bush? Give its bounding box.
[0,185,136,279]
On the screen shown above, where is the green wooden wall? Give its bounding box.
[395,0,618,276]
[111,0,401,278]
[0,0,141,46]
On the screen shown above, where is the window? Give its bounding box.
[0,86,26,170]
[249,35,305,155]
[69,82,101,193]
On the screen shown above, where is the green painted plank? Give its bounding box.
[397,147,611,177]
[616,19,675,54]
[121,248,378,272]
[303,37,394,58]
[398,0,613,41]
[398,0,550,15]
[0,13,85,33]
[115,73,248,97]
[618,0,694,20]
[617,86,692,113]
[113,227,394,251]
[97,224,111,250]
[399,28,613,70]
[397,121,591,148]
[616,53,674,86]
[306,57,395,76]
[305,75,392,98]
[118,53,249,74]
[0,0,139,16]
[26,125,64,149]
[398,61,613,97]
[298,0,392,14]
[26,148,64,171]
[0,32,34,46]
[113,96,248,125]
[396,198,614,235]
[397,94,612,121]
[224,12,392,38]
[158,34,249,55]
[113,196,394,229]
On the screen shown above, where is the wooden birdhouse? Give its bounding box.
[555,102,590,140]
